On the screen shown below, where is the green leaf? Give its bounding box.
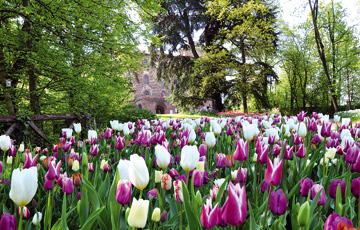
[335,183,343,214]
[62,193,67,230]
[248,201,259,230]
[81,207,105,230]
[82,177,102,211]
[98,173,110,203]
[215,175,230,204]
[181,180,201,230]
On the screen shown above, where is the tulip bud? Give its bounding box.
[270,189,287,215]
[19,143,25,152]
[155,170,163,183]
[160,210,168,222]
[151,208,161,222]
[311,184,326,205]
[88,162,94,172]
[300,178,314,197]
[72,160,80,171]
[147,188,157,199]
[72,173,81,187]
[18,206,30,219]
[297,201,310,227]
[195,190,202,206]
[32,212,42,226]
[7,156,13,165]
[161,173,172,190]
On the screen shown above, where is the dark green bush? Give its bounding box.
[116,104,156,123]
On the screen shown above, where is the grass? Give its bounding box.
[156,113,216,119]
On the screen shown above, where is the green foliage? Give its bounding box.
[115,104,156,123]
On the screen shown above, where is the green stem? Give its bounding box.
[19,206,23,230]
[237,162,242,184]
[49,188,54,230]
[263,184,273,230]
[180,203,183,230]
[322,139,327,181]
[118,205,122,230]
[139,190,143,199]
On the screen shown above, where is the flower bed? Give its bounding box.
[0,112,360,229]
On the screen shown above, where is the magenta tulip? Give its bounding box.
[296,144,305,158]
[257,144,268,164]
[116,180,132,205]
[147,188,157,199]
[44,177,54,190]
[115,136,125,151]
[351,177,360,199]
[233,138,248,162]
[62,177,74,194]
[216,153,225,168]
[104,128,113,139]
[324,213,353,230]
[90,144,98,156]
[311,184,326,205]
[46,160,61,181]
[200,198,219,229]
[23,152,38,169]
[270,189,287,215]
[18,206,30,219]
[272,144,281,156]
[221,182,247,226]
[283,145,294,160]
[169,168,180,178]
[0,213,16,230]
[321,121,332,138]
[329,179,345,199]
[265,157,283,186]
[300,178,314,197]
[192,169,204,187]
[9,145,16,156]
[62,141,72,152]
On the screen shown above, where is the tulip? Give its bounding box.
[334,115,341,123]
[9,145,16,156]
[298,122,307,138]
[234,138,248,162]
[62,128,73,138]
[18,206,30,219]
[205,132,216,148]
[152,208,161,222]
[62,177,74,194]
[321,121,332,138]
[300,178,314,197]
[43,177,53,190]
[329,179,345,199]
[221,182,247,226]
[265,157,283,186]
[192,169,204,187]
[324,213,353,230]
[0,213,16,230]
[62,141,72,152]
[180,145,200,173]
[7,156,12,165]
[257,144,268,164]
[90,144,98,156]
[129,154,149,191]
[224,155,234,168]
[23,152,38,169]
[336,222,359,230]
[32,212,42,226]
[311,184,326,205]
[270,189,287,215]
[116,180,132,205]
[199,144,207,157]
[88,162,94,172]
[72,173,81,187]
[283,145,294,160]
[351,177,360,199]
[115,136,125,151]
[9,167,38,207]
[173,179,184,203]
[188,129,196,143]
[72,160,79,171]
[147,188,157,199]
[297,111,307,121]
[292,133,302,145]
[234,167,247,184]
[160,210,168,222]
[216,153,225,168]
[169,168,180,178]
[296,144,305,158]
[127,198,149,228]
[201,198,219,229]
[155,145,171,170]
[0,135,11,152]
[161,173,172,190]
[196,160,205,172]
[154,170,163,183]
[88,130,97,143]
[243,124,259,141]
[297,201,310,227]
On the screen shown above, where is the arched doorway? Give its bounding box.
[156,104,165,114]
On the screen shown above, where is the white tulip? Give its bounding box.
[110,120,119,130]
[88,130,97,140]
[214,178,226,187]
[62,128,73,138]
[334,115,341,123]
[117,159,130,181]
[155,145,171,169]
[9,167,38,207]
[205,132,216,148]
[32,212,42,225]
[180,145,200,173]
[0,135,11,152]
[212,122,222,135]
[340,129,351,140]
[7,156,13,165]
[298,122,307,138]
[123,125,130,136]
[243,124,259,141]
[129,154,149,190]
[73,123,81,133]
[342,118,351,127]
[188,129,196,144]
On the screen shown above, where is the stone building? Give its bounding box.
[129,54,177,114]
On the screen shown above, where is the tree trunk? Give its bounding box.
[213,92,224,112]
[240,37,248,113]
[0,44,16,116]
[183,10,199,59]
[308,0,339,112]
[23,0,40,114]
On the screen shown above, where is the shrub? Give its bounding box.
[116,104,156,123]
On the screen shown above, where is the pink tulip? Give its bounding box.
[18,206,30,219]
[221,182,247,226]
[235,167,247,184]
[88,162,94,172]
[216,153,225,168]
[283,145,294,160]
[270,189,287,215]
[296,144,305,158]
[233,139,248,162]
[199,144,207,157]
[192,170,204,187]
[147,188,157,199]
[200,198,219,229]
[116,180,132,205]
[321,121,332,138]
[265,157,283,186]
[324,213,353,230]
[62,141,72,152]
[115,136,125,151]
[46,160,61,181]
[62,177,74,194]
[104,128,113,139]
[90,144,98,156]
[311,184,326,205]
[0,213,16,230]
[44,177,54,190]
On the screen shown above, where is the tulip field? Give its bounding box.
[2,111,360,229]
